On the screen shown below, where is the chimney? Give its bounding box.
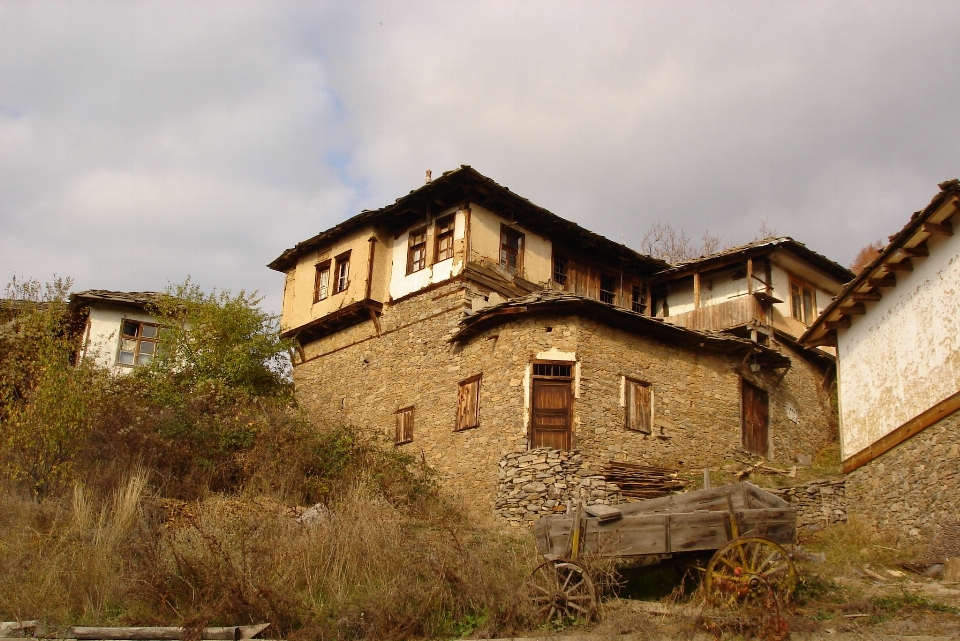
[425,169,432,184]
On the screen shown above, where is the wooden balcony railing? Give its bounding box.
[664,295,768,332]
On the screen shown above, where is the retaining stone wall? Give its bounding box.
[495,448,622,526]
[769,478,847,530]
[845,408,960,544]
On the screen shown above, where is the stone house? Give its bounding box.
[69,290,163,373]
[269,166,850,521]
[802,179,960,543]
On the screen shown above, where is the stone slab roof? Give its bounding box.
[453,289,791,368]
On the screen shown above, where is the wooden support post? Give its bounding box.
[644,284,652,316]
[365,236,377,301]
[703,468,711,489]
[693,272,701,310]
[746,259,754,295]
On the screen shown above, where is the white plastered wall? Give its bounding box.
[82,303,159,374]
[836,230,960,458]
[388,206,465,300]
[469,204,553,284]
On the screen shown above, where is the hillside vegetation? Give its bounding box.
[0,278,534,639]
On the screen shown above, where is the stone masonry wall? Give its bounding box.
[293,283,838,524]
[845,408,960,545]
[496,448,622,526]
[769,478,847,531]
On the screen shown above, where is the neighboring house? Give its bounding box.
[269,166,848,520]
[70,290,162,373]
[802,179,960,542]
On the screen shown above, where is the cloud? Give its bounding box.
[2,1,958,311]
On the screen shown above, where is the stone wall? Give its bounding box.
[495,448,622,526]
[293,282,838,524]
[845,408,960,544]
[769,478,847,531]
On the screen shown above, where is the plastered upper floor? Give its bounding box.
[279,203,644,334]
[279,204,846,346]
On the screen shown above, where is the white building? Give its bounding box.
[802,179,960,541]
[70,290,162,373]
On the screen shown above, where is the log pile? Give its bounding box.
[601,462,687,499]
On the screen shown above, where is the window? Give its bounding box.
[456,374,481,431]
[631,285,644,313]
[407,227,427,274]
[434,216,455,263]
[396,406,414,444]
[553,256,568,287]
[600,274,617,304]
[314,261,331,302]
[624,378,652,433]
[500,225,524,275]
[334,252,350,294]
[533,363,572,377]
[118,320,160,367]
[790,278,816,325]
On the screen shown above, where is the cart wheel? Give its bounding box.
[704,536,797,608]
[525,559,598,622]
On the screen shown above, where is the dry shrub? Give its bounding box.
[799,515,918,574]
[0,471,150,624]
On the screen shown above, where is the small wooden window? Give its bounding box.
[456,374,481,431]
[118,320,161,367]
[407,227,427,274]
[533,363,572,378]
[314,260,331,302]
[600,274,617,304]
[553,256,568,287]
[789,278,816,325]
[334,252,350,294]
[631,285,644,313]
[500,225,524,275]
[624,378,652,434]
[395,406,414,444]
[434,216,455,263]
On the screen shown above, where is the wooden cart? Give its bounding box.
[527,481,798,621]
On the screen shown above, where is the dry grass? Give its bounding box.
[0,476,537,639]
[798,515,919,574]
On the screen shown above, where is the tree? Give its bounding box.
[639,222,724,263]
[850,240,884,274]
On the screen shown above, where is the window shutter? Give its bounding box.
[396,407,414,444]
[456,375,481,431]
[625,379,652,434]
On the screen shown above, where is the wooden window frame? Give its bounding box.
[333,251,351,294]
[395,406,414,445]
[624,377,653,434]
[434,215,455,264]
[314,260,331,303]
[117,319,161,367]
[553,255,568,288]
[789,277,817,325]
[407,226,428,274]
[499,224,524,275]
[600,273,617,304]
[631,285,644,313]
[455,373,482,432]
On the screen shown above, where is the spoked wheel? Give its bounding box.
[704,536,797,609]
[524,558,598,622]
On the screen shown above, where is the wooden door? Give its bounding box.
[531,378,572,450]
[741,381,769,457]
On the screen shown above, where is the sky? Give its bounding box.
[2,1,958,313]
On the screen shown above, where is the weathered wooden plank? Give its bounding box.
[584,504,622,522]
[667,511,729,552]
[66,625,270,640]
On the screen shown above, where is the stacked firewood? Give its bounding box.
[601,462,687,499]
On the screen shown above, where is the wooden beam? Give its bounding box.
[898,245,929,258]
[842,390,960,473]
[841,303,867,315]
[921,221,953,236]
[851,291,881,303]
[824,318,851,330]
[693,272,701,310]
[866,274,896,288]
[882,259,913,272]
[746,259,754,295]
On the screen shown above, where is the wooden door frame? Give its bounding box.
[529,361,575,450]
[740,377,772,459]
